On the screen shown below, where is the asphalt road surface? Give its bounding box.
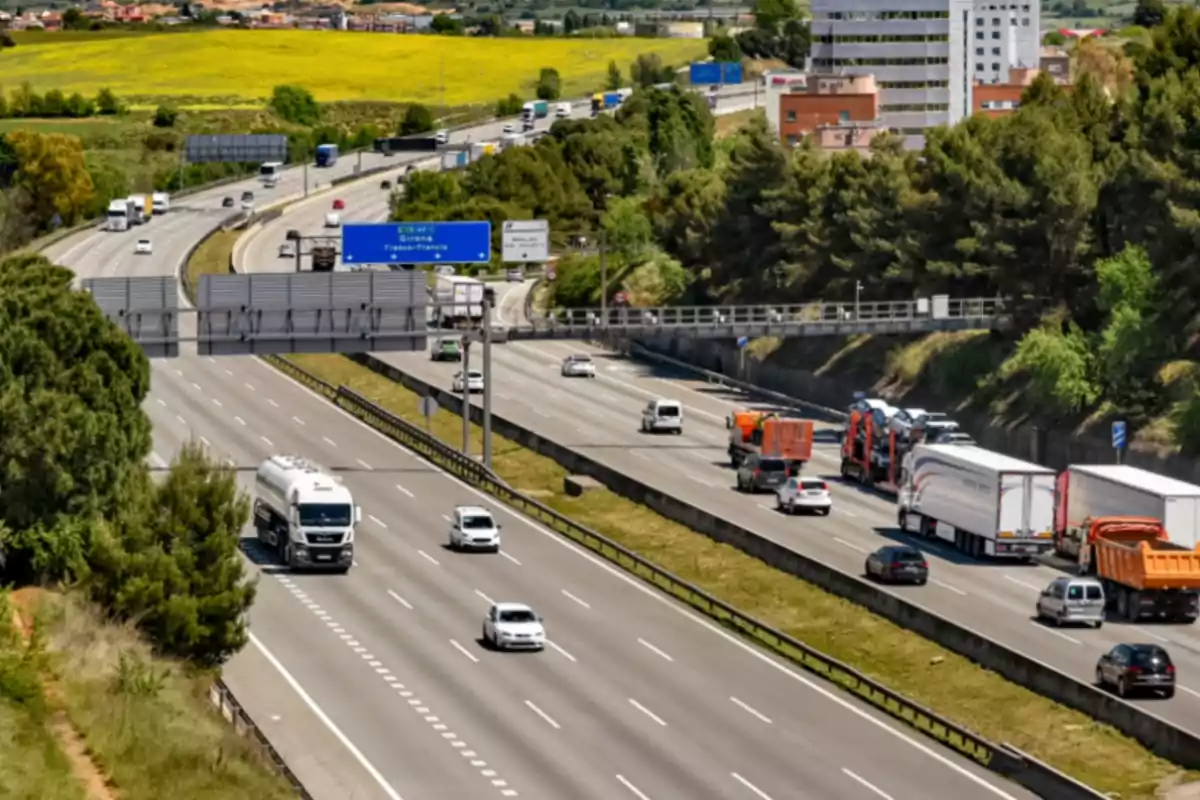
[46,94,1033,800]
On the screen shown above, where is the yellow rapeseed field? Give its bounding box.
[0,29,708,105]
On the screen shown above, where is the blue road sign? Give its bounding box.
[722,62,744,84]
[737,336,750,348]
[342,222,492,265]
[689,62,722,84]
[1112,420,1127,450]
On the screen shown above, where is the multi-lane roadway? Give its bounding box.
[239,129,1200,737]
[46,93,1037,799]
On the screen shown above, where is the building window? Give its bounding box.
[976,63,984,71]
[1022,17,1030,24]
[992,62,1000,71]
[992,17,1000,24]
[786,110,796,122]
[976,31,984,39]
[976,47,984,55]
[992,47,1000,55]
[992,31,1000,38]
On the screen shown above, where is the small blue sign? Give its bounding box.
[1112,420,1127,450]
[689,62,722,85]
[722,62,744,84]
[737,336,750,349]
[342,221,492,265]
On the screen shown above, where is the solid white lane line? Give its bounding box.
[260,436,274,447]
[547,640,576,662]
[499,551,522,566]
[395,483,414,498]
[561,589,591,609]
[248,634,407,800]
[235,416,246,426]
[1030,622,1081,645]
[368,514,388,529]
[293,416,305,426]
[628,698,667,726]
[357,458,373,470]
[387,589,413,610]
[417,549,440,566]
[637,638,673,662]
[212,398,223,408]
[475,589,495,605]
[841,768,894,799]
[731,772,774,800]
[931,579,968,596]
[729,696,772,724]
[524,700,561,729]
[616,774,653,800]
[322,436,337,447]
[1130,625,1171,643]
[450,639,480,663]
[833,537,868,553]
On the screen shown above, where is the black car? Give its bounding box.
[241,190,255,203]
[864,546,929,585]
[222,196,235,208]
[1096,644,1175,699]
[380,179,392,190]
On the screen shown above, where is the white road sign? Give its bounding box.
[502,220,550,263]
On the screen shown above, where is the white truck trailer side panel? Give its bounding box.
[1066,465,1200,548]
[435,276,483,320]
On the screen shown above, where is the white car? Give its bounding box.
[325,212,340,228]
[134,239,152,255]
[502,122,516,134]
[561,354,597,378]
[482,602,545,651]
[435,264,456,276]
[506,267,523,282]
[776,476,832,516]
[278,241,295,258]
[452,370,484,393]
[434,129,450,145]
[641,398,683,434]
[448,505,501,552]
[891,408,960,438]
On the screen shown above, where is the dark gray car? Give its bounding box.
[735,454,789,493]
[865,546,929,585]
[1096,643,1175,699]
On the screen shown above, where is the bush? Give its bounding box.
[152,105,178,128]
[269,84,321,126]
[399,103,435,135]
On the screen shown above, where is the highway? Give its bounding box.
[43,94,1035,799]
[239,131,1200,736]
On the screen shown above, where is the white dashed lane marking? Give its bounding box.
[273,574,519,797]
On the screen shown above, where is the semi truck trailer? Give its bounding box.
[254,455,360,572]
[435,275,484,327]
[898,443,1056,559]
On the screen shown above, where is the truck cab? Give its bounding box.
[254,455,361,573]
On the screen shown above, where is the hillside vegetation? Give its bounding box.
[0,29,707,106]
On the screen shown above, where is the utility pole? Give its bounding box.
[482,299,493,468]
[461,338,471,455]
[599,229,608,324]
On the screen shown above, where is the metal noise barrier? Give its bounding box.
[208,678,314,800]
[259,353,1107,800]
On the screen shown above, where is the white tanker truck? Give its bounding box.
[254,454,360,572]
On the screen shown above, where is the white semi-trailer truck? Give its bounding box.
[435,274,484,327]
[254,455,360,572]
[898,443,1057,559]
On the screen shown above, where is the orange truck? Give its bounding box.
[727,411,813,471]
[1079,517,1200,623]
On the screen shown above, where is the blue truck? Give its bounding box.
[315,143,339,167]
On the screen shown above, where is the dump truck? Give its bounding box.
[728,411,813,471]
[898,443,1057,560]
[1082,517,1200,622]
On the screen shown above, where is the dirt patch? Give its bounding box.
[9,588,118,800]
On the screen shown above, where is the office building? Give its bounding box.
[809,0,1040,147]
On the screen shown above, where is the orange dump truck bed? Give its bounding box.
[761,418,814,462]
[1094,536,1200,590]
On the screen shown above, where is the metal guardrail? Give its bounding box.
[258,352,1105,799]
[506,297,1010,340]
[208,678,314,800]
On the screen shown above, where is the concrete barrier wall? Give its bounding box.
[355,352,1200,771]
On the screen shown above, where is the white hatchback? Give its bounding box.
[452,370,484,393]
[776,476,832,516]
[134,239,152,255]
[325,212,341,228]
[449,505,501,552]
[482,602,545,651]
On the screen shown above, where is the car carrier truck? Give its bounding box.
[254,455,360,572]
[898,443,1056,559]
[728,410,813,472]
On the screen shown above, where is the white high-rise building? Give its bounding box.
[808,0,1040,148]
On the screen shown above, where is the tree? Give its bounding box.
[269,84,320,126]
[399,103,435,135]
[61,7,85,28]
[94,87,121,115]
[5,130,96,232]
[606,60,623,91]
[496,93,523,117]
[708,34,742,62]
[0,253,152,580]
[536,67,562,101]
[81,155,130,220]
[1043,30,1067,46]
[750,0,801,35]
[631,53,674,88]
[86,441,256,667]
[602,195,653,261]
[1134,0,1165,29]
[430,13,464,34]
[153,104,178,128]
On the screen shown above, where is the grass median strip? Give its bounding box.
[188,224,1193,798]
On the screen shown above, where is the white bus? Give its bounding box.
[259,161,284,188]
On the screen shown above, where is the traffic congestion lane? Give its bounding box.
[155,348,1034,800]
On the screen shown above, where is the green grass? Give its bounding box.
[184,225,1197,798]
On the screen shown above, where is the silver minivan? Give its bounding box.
[1036,576,1105,628]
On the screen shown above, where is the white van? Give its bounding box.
[640,399,683,434]
[554,102,572,118]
